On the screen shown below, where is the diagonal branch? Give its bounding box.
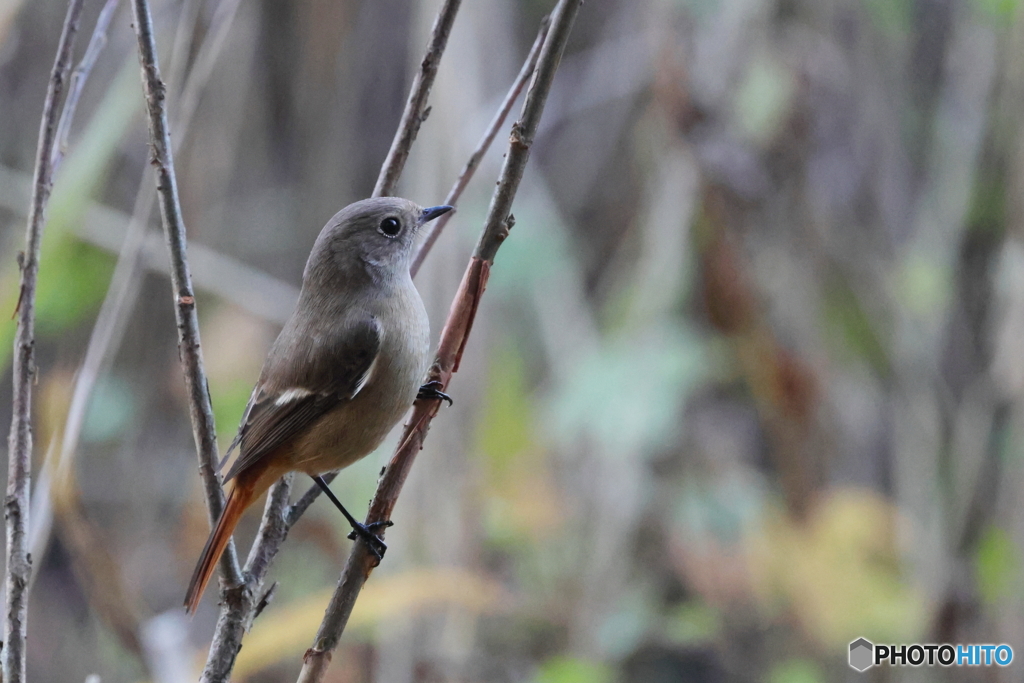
[295,2,581,681]
[373,0,462,198]
[52,0,120,172]
[5,2,86,682]
[129,0,243,595]
[410,15,551,278]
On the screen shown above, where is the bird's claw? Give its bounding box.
[417,380,452,406]
[347,520,393,559]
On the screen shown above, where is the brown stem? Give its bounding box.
[129,0,243,589]
[5,1,86,682]
[372,0,463,198]
[296,2,581,680]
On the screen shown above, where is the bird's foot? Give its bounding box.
[347,520,394,559]
[417,380,452,406]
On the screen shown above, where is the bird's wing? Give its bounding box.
[221,317,381,482]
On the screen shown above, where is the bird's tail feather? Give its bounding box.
[184,478,253,614]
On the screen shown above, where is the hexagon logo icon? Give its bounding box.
[849,638,874,671]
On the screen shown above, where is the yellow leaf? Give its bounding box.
[230,568,506,679]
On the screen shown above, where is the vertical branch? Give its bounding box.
[6,2,86,682]
[129,0,243,589]
[296,2,581,681]
[372,0,462,198]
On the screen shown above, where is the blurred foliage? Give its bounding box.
[750,489,927,646]
[235,568,505,679]
[767,658,825,683]
[4,0,1024,681]
[975,524,1023,606]
[532,656,612,683]
[1,57,138,367]
[549,323,705,454]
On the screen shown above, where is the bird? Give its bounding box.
[184,197,453,614]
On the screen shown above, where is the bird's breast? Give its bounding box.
[289,283,429,474]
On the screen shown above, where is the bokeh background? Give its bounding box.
[3,0,1024,681]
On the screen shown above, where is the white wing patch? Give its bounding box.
[351,355,378,398]
[276,387,313,406]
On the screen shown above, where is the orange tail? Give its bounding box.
[184,473,259,614]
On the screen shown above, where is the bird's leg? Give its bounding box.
[312,475,392,559]
[417,380,452,406]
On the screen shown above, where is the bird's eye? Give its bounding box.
[378,217,401,238]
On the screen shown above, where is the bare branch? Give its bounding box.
[285,471,335,527]
[410,15,551,277]
[52,0,120,171]
[129,0,242,596]
[5,1,86,681]
[372,0,462,198]
[296,2,581,680]
[12,0,121,596]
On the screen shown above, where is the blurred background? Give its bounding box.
[3,0,1024,681]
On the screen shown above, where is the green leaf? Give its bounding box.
[734,57,796,146]
[475,342,535,479]
[665,602,721,644]
[211,376,258,451]
[768,658,825,683]
[0,57,141,369]
[548,322,707,454]
[975,524,1022,606]
[820,274,890,375]
[534,657,612,683]
[82,374,135,443]
[861,0,911,35]
[973,0,1020,21]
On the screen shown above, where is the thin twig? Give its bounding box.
[5,2,86,682]
[285,472,336,527]
[52,0,120,171]
[16,0,121,596]
[130,0,242,597]
[410,15,550,278]
[372,0,462,198]
[295,2,581,680]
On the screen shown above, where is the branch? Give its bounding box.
[410,15,550,278]
[22,0,119,596]
[372,0,462,198]
[5,1,86,682]
[52,0,120,171]
[129,0,243,593]
[296,2,581,680]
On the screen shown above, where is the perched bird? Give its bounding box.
[184,197,452,614]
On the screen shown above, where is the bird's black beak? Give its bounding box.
[419,205,453,225]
